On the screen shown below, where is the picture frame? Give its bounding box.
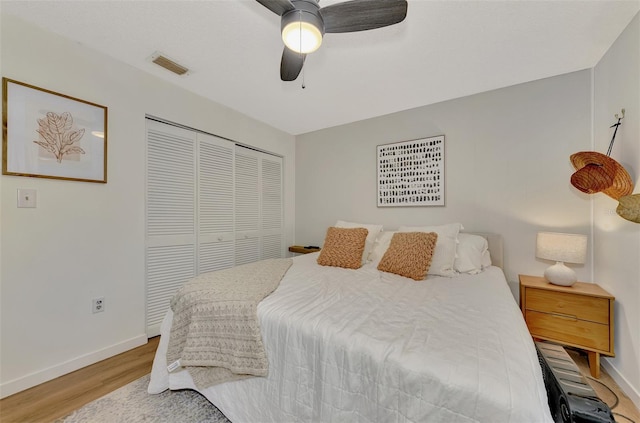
[2,78,107,183]
[377,135,445,207]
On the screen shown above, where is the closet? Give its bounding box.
[145,119,284,336]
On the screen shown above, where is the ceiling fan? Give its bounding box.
[256,0,408,81]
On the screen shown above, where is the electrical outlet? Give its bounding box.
[92,297,105,313]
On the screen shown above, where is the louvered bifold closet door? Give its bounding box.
[261,154,284,259]
[145,120,196,337]
[235,146,261,265]
[198,133,235,274]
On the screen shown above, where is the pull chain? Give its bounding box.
[299,11,305,89]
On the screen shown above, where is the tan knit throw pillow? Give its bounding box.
[377,232,438,280]
[317,227,368,269]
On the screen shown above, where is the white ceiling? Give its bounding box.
[2,0,639,135]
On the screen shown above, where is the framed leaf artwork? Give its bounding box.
[2,78,107,183]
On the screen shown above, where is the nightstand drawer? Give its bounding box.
[526,288,609,324]
[525,310,610,351]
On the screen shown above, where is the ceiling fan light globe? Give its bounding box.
[282,21,322,54]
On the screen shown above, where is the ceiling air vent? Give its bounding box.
[150,52,189,76]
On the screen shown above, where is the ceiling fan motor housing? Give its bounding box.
[257,0,408,81]
[281,0,325,36]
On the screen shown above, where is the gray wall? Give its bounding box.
[0,14,295,397]
[296,70,592,285]
[594,12,640,407]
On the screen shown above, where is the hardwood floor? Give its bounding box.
[569,348,640,423]
[0,336,160,423]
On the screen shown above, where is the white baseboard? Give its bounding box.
[602,357,640,410]
[0,334,147,399]
[147,323,161,338]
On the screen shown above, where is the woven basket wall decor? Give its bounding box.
[616,194,640,224]
[570,110,639,224]
[570,151,633,200]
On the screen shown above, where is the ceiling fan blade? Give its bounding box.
[280,47,306,81]
[321,0,408,33]
[256,0,295,16]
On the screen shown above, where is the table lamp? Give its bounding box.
[536,232,587,286]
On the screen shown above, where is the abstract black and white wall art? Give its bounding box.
[377,135,444,207]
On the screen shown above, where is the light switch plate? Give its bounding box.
[17,189,37,208]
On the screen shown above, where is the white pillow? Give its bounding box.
[335,220,383,264]
[454,233,489,274]
[482,250,492,269]
[369,231,397,264]
[398,223,463,277]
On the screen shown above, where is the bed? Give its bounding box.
[148,228,553,423]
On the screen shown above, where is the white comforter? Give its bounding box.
[149,253,552,423]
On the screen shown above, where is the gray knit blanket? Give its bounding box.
[166,258,293,389]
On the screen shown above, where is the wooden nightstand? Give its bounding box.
[519,274,614,378]
[288,245,321,254]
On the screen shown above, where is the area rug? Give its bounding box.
[58,374,230,423]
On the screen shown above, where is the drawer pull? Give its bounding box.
[551,313,578,322]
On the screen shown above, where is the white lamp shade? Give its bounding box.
[536,232,587,286]
[536,232,587,264]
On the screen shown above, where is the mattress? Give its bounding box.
[149,252,553,423]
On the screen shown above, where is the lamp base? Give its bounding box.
[544,262,577,286]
